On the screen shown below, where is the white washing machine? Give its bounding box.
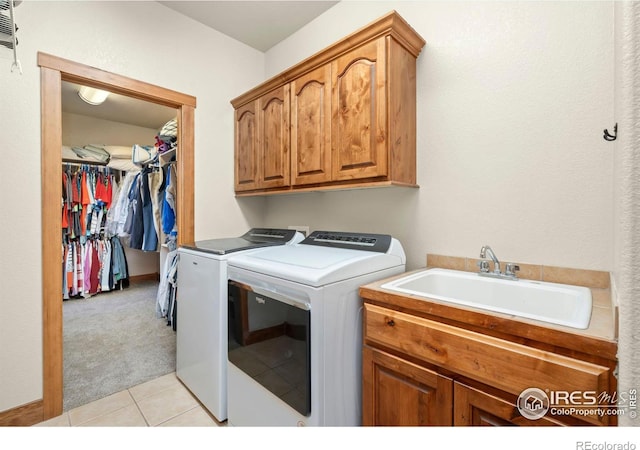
[176,228,304,422]
[226,230,406,426]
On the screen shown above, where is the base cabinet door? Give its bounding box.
[453,382,564,427]
[362,347,453,426]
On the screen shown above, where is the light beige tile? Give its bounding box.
[585,304,616,340]
[426,254,466,271]
[465,258,485,273]
[136,382,200,426]
[33,413,70,427]
[68,390,135,426]
[591,289,612,309]
[542,266,610,289]
[158,406,220,427]
[78,404,147,427]
[129,372,181,402]
[505,262,542,281]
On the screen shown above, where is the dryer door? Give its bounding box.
[227,280,311,416]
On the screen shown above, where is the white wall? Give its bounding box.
[264,1,615,272]
[0,1,266,413]
[62,111,157,148]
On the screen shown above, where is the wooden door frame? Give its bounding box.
[38,52,196,420]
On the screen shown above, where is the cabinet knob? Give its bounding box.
[386,319,395,327]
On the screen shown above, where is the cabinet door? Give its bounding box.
[234,102,259,191]
[332,38,388,181]
[257,85,290,189]
[362,346,453,426]
[454,382,564,426]
[291,65,332,185]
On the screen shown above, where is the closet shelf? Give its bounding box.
[159,147,176,166]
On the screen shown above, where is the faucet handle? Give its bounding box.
[505,263,520,277]
[477,259,490,273]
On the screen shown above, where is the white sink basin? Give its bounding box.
[380,268,592,329]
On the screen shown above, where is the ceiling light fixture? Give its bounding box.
[78,86,110,105]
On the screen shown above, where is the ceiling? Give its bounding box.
[62,81,177,130]
[62,1,338,129]
[159,1,338,52]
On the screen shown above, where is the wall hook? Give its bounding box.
[603,123,617,141]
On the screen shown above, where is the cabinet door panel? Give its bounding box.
[258,86,290,188]
[363,347,452,426]
[291,65,332,185]
[332,39,387,181]
[454,382,565,426]
[234,103,258,191]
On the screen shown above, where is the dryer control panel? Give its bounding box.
[301,230,392,253]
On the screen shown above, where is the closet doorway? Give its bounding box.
[39,53,196,421]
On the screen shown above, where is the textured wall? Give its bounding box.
[614,1,640,428]
[264,1,615,272]
[0,1,266,413]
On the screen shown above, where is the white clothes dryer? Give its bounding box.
[226,230,406,426]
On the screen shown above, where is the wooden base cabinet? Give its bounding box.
[362,302,616,427]
[363,347,453,426]
[363,346,596,427]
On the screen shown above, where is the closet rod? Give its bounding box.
[62,159,108,167]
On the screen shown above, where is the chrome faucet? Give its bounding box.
[480,245,501,274]
[477,245,520,280]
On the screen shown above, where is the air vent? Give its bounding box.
[1,0,21,73]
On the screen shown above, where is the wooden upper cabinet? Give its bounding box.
[234,102,258,192]
[235,87,290,192]
[332,39,387,181]
[291,65,332,185]
[231,11,426,195]
[258,85,290,189]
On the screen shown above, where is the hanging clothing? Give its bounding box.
[148,170,164,244]
[62,164,131,300]
[162,164,177,235]
[129,172,145,249]
[110,235,128,283]
[157,249,178,319]
[140,167,158,252]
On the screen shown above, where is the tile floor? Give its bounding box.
[34,372,222,427]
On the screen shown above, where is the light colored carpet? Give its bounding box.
[63,280,176,411]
